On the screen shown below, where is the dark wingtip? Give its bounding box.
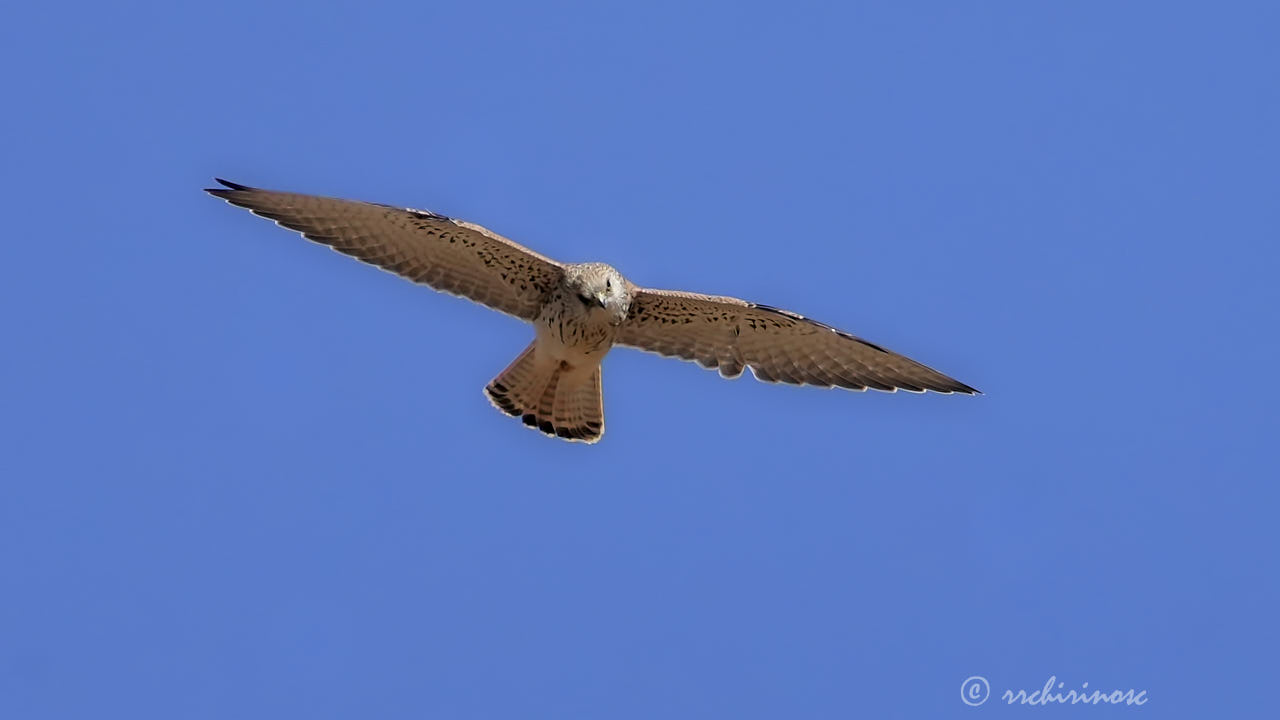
[205,179,254,196]
[214,178,252,190]
[205,178,255,198]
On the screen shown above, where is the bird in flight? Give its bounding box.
[206,179,977,443]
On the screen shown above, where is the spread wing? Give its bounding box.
[205,179,564,320]
[616,289,977,394]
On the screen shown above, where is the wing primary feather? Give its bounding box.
[212,178,252,191]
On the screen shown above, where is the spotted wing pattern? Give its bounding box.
[206,179,564,320]
[616,289,977,394]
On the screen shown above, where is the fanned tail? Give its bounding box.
[485,342,605,443]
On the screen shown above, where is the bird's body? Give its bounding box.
[206,179,977,443]
[486,263,630,440]
[535,263,630,358]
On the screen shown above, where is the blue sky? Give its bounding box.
[2,1,1277,717]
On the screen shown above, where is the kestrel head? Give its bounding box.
[563,262,632,322]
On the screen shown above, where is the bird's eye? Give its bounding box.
[606,278,612,291]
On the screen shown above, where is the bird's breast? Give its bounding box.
[536,294,618,359]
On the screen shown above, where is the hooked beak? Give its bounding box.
[593,291,608,309]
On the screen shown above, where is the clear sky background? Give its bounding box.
[2,2,1277,718]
